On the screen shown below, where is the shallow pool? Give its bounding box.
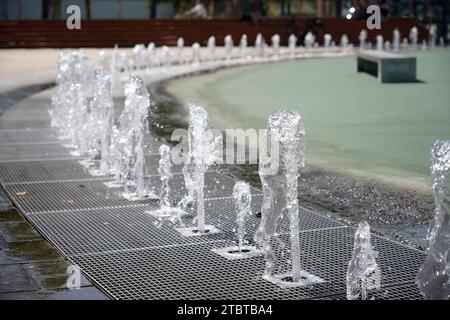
[166,51,450,192]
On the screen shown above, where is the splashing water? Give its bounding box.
[177,37,184,64]
[288,34,297,57]
[428,25,437,49]
[376,35,384,51]
[147,42,156,68]
[254,110,307,284]
[393,28,401,52]
[254,33,265,58]
[239,34,248,59]
[109,75,154,200]
[359,30,368,50]
[233,181,251,251]
[207,36,216,62]
[346,221,382,300]
[97,50,109,70]
[323,34,332,49]
[416,140,450,300]
[87,69,115,170]
[162,45,172,67]
[51,51,95,147]
[224,35,233,60]
[159,144,173,209]
[410,27,418,50]
[192,43,201,65]
[117,51,130,73]
[132,44,146,69]
[180,103,221,233]
[304,32,315,49]
[146,144,187,222]
[271,34,280,59]
[340,34,349,49]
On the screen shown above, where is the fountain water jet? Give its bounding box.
[177,37,184,64]
[346,221,382,300]
[288,34,297,57]
[224,35,233,60]
[271,34,280,59]
[376,35,384,51]
[145,144,187,222]
[239,34,248,59]
[393,28,401,52]
[429,25,437,49]
[416,140,450,300]
[323,34,332,49]
[87,69,115,176]
[192,43,201,65]
[97,50,109,70]
[340,34,349,50]
[254,110,323,288]
[147,42,156,68]
[207,36,216,62]
[254,33,264,58]
[359,30,367,50]
[177,104,222,236]
[410,27,418,50]
[304,32,315,49]
[212,181,262,260]
[105,75,157,201]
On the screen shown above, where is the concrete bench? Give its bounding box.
[356,50,417,83]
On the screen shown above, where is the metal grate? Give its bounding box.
[0,160,94,184]
[25,195,343,257]
[3,171,260,214]
[68,242,342,300]
[0,143,78,162]
[0,128,61,145]
[0,87,426,300]
[324,283,424,300]
[0,119,51,130]
[66,227,425,300]
[3,180,155,214]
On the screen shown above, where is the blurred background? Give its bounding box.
[1,1,448,47]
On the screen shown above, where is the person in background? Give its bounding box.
[187,0,208,19]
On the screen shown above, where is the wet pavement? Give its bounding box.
[0,198,109,300]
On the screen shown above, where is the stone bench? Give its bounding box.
[356,50,417,83]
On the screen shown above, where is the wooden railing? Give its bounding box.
[0,18,427,48]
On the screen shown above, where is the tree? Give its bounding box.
[84,0,91,19]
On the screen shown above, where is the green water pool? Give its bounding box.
[166,51,450,191]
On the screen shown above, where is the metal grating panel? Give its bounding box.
[0,143,78,162]
[0,128,61,145]
[0,160,94,184]
[324,283,424,300]
[3,180,151,214]
[204,195,345,235]
[3,172,261,214]
[69,242,342,300]
[0,119,51,130]
[25,196,343,257]
[27,206,226,256]
[67,226,425,300]
[145,171,263,204]
[286,227,426,289]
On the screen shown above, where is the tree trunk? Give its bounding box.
[151,0,159,18]
[16,0,21,19]
[116,0,121,18]
[335,0,342,18]
[42,0,49,19]
[84,0,91,19]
